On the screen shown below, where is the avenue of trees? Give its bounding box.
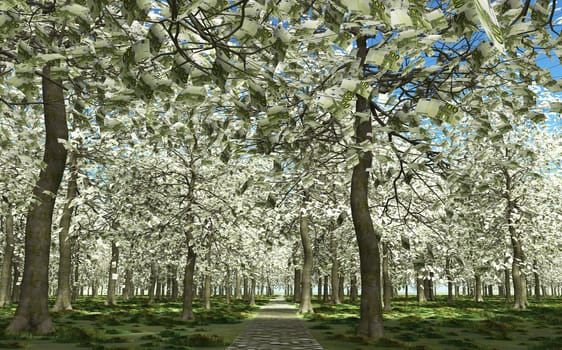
[1,0,561,341]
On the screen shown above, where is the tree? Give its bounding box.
[7,65,68,334]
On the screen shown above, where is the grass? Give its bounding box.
[0,295,268,350]
[303,295,562,350]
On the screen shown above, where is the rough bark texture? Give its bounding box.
[317,276,323,301]
[53,152,78,312]
[338,275,344,302]
[7,65,68,334]
[181,245,196,320]
[106,241,119,306]
[0,211,15,307]
[382,243,392,311]
[299,211,314,314]
[351,36,384,340]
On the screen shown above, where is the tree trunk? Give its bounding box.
[338,275,345,302]
[181,245,196,320]
[204,274,211,310]
[0,211,15,307]
[249,278,256,307]
[350,274,358,303]
[122,269,133,301]
[330,230,340,304]
[7,65,68,334]
[317,276,323,302]
[171,265,179,300]
[235,271,241,300]
[148,262,157,304]
[323,275,329,303]
[382,243,392,311]
[351,35,384,340]
[11,262,20,304]
[475,274,483,302]
[71,255,79,302]
[533,260,540,300]
[293,269,302,303]
[504,168,528,309]
[106,241,119,306]
[504,268,511,303]
[416,275,426,303]
[243,276,249,302]
[53,152,78,312]
[445,257,453,303]
[299,210,314,314]
[225,267,231,304]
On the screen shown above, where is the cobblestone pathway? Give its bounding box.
[226,296,324,350]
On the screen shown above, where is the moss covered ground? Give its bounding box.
[0,296,268,350]
[301,296,562,350]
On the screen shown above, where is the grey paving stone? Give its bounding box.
[226,296,324,350]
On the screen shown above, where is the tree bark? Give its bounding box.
[106,241,119,306]
[225,267,231,304]
[350,274,358,303]
[475,274,483,302]
[504,268,511,303]
[235,270,241,300]
[171,265,179,300]
[382,243,392,311]
[350,35,384,340]
[445,257,453,303]
[323,275,329,303]
[533,260,540,300]
[181,245,196,320]
[53,152,78,312]
[11,262,20,304]
[504,168,528,309]
[204,274,211,310]
[317,276,322,302]
[338,275,345,302]
[122,268,133,301]
[293,268,301,303]
[249,278,256,307]
[416,275,426,303]
[148,262,157,304]
[0,211,15,307]
[7,65,68,334]
[330,230,340,304]
[299,209,314,314]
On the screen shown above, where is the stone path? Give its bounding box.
[226,296,324,350]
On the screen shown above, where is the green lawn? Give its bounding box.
[301,296,562,350]
[0,296,268,350]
